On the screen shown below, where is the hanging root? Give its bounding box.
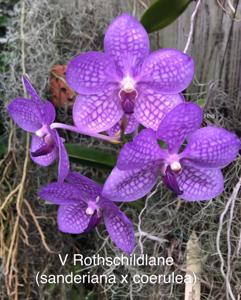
[216,177,241,300]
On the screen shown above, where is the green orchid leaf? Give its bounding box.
[65,144,116,169]
[141,0,192,33]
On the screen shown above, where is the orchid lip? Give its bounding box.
[31,143,54,157]
[33,126,55,157]
[44,133,54,145]
[118,89,138,114]
[162,166,183,196]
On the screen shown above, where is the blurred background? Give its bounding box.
[0,0,241,299]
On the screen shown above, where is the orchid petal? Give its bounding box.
[22,76,56,124]
[125,114,139,134]
[184,126,240,168]
[66,51,117,94]
[139,49,194,93]
[157,103,203,153]
[102,201,135,254]
[108,114,139,136]
[57,203,92,234]
[41,102,56,125]
[8,98,42,132]
[134,88,184,131]
[22,75,42,104]
[53,131,69,183]
[30,135,57,166]
[104,13,150,73]
[107,121,121,137]
[176,164,224,201]
[66,172,102,200]
[102,164,160,202]
[39,182,81,205]
[117,129,165,170]
[73,90,123,132]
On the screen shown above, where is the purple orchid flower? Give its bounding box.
[8,76,121,180]
[102,103,240,202]
[66,13,192,134]
[39,172,135,254]
[7,75,69,181]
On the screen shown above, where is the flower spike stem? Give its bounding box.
[50,123,120,144]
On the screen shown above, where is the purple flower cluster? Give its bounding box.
[103,102,240,202]
[8,14,240,253]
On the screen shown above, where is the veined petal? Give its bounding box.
[53,130,69,183]
[102,164,160,202]
[39,182,82,205]
[102,201,135,254]
[183,126,240,168]
[30,135,57,166]
[57,203,92,234]
[66,172,102,200]
[157,103,203,153]
[107,114,139,136]
[22,76,56,124]
[139,49,194,94]
[104,13,150,73]
[125,114,139,134]
[22,75,42,104]
[176,164,224,201]
[66,51,118,94]
[117,129,165,170]
[107,121,121,137]
[41,102,56,125]
[135,88,184,131]
[73,90,123,133]
[8,98,42,132]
